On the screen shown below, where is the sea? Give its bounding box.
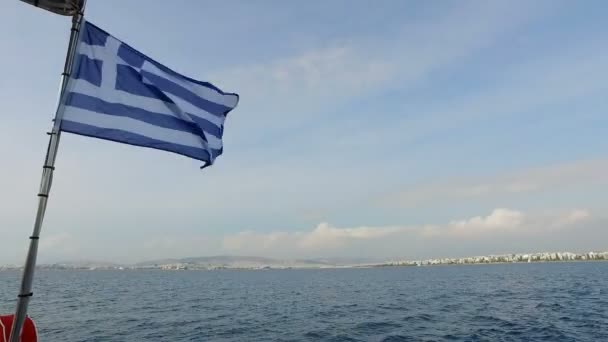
[1,262,607,341]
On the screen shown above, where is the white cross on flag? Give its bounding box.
[58,19,239,167]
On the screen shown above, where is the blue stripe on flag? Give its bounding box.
[83,21,239,100]
[81,23,108,46]
[141,70,232,116]
[114,66,223,138]
[61,20,237,166]
[146,58,235,96]
[108,27,235,103]
[188,116,222,139]
[65,92,210,138]
[61,120,213,162]
[112,33,234,99]
[117,44,145,68]
[73,55,103,87]
[211,147,223,159]
[115,65,174,103]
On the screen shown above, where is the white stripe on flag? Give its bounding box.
[142,61,239,108]
[78,42,238,109]
[72,81,226,129]
[61,107,214,149]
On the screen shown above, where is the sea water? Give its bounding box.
[1,262,607,341]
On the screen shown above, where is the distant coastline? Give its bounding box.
[1,251,606,271]
[385,251,608,267]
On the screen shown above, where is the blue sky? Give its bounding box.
[1,0,607,264]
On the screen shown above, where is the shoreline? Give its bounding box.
[1,259,607,272]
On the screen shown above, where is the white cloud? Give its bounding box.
[216,46,392,102]
[12,207,599,264]
[222,208,593,256]
[447,208,525,235]
[298,222,406,249]
[553,209,591,227]
[222,222,407,254]
[210,0,548,127]
[325,32,608,161]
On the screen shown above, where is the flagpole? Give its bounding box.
[9,2,87,341]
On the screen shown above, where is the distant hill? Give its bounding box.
[3,251,606,271]
[136,255,377,268]
[44,260,122,268]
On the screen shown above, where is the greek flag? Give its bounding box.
[58,19,239,167]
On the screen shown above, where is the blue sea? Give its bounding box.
[1,262,607,341]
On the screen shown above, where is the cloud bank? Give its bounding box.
[223,208,593,257]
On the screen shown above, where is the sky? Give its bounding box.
[0,0,607,264]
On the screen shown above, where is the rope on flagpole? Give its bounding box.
[8,1,87,341]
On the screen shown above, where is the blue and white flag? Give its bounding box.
[58,19,239,167]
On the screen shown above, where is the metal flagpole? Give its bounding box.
[9,1,87,341]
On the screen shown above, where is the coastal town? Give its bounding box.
[387,251,608,267]
[1,251,607,271]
